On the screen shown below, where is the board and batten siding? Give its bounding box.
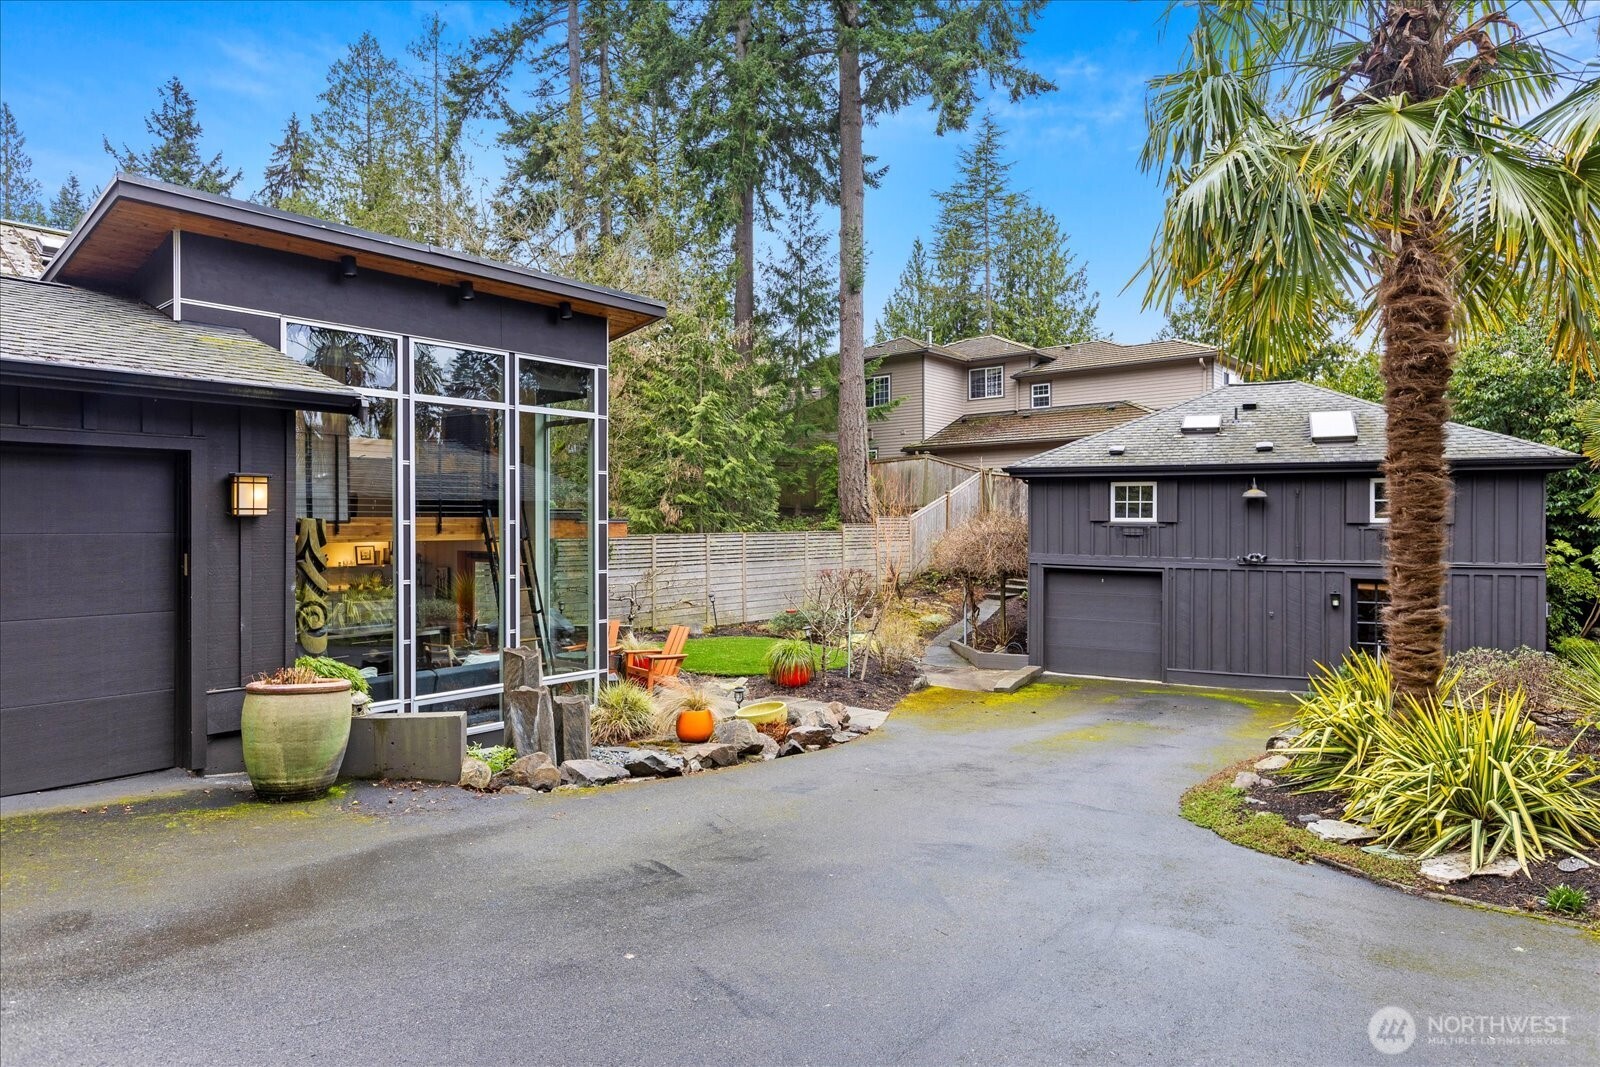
[865,354,925,456]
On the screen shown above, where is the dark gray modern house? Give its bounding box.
[1008,381,1575,690]
[0,176,663,796]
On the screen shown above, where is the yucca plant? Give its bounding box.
[1341,690,1600,873]
[591,680,657,745]
[1277,653,1398,792]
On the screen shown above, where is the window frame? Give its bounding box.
[1030,381,1051,409]
[1353,579,1390,657]
[1110,481,1158,524]
[1369,477,1390,524]
[866,374,891,409]
[968,365,1004,400]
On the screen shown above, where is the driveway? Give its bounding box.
[3,679,1595,1065]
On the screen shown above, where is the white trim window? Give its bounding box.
[968,365,1004,400]
[1030,381,1051,409]
[1111,481,1158,523]
[866,374,891,408]
[1370,477,1390,524]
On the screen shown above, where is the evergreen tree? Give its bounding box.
[875,238,942,343]
[408,14,482,250]
[258,114,316,213]
[0,102,45,222]
[103,77,241,194]
[931,115,1020,334]
[45,174,88,230]
[990,205,1098,347]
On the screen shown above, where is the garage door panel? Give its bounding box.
[1043,569,1163,681]
[0,533,177,621]
[1,690,176,795]
[0,452,176,534]
[0,613,177,707]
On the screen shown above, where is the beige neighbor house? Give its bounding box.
[865,334,1239,468]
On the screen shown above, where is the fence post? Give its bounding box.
[649,537,659,629]
[740,532,748,623]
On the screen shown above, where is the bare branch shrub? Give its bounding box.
[932,514,1029,647]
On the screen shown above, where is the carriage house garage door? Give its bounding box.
[1041,569,1163,681]
[0,446,180,796]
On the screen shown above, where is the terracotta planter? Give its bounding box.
[241,678,353,800]
[772,665,813,689]
[676,707,716,743]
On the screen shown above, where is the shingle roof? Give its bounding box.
[912,401,1151,452]
[1017,338,1220,378]
[0,220,66,279]
[1009,380,1577,473]
[866,335,966,362]
[0,275,360,410]
[945,334,1036,360]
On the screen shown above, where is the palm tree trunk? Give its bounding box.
[1377,220,1456,699]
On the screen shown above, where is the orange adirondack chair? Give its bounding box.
[627,625,689,690]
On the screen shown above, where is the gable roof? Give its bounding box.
[1008,380,1577,475]
[1017,338,1221,379]
[910,400,1151,453]
[866,335,967,363]
[945,334,1036,360]
[0,275,360,412]
[42,174,666,340]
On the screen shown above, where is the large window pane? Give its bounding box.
[415,343,504,402]
[415,404,503,694]
[518,356,592,411]
[294,402,399,701]
[520,411,593,673]
[287,323,397,390]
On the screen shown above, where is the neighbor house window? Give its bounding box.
[866,374,891,408]
[1031,382,1051,408]
[1111,482,1157,523]
[968,366,1004,399]
[1353,580,1389,656]
[1370,478,1390,523]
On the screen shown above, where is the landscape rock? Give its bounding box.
[1296,814,1321,824]
[831,731,855,745]
[757,736,779,760]
[827,701,851,728]
[788,726,834,748]
[500,785,536,796]
[1556,856,1593,873]
[508,752,554,786]
[778,740,805,758]
[1254,754,1291,772]
[1265,732,1300,751]
[559,759,628,786]
[459,757,492,790]
[1419,852,1521,883]
[790,703,844,732]
[681,742,740,770]
[622,750,687,778]
[1360,844,1411,861]
[909,674,930,693]
[1305,819,1379,844]
[1231,772,1262,790]
[711,718,766,755]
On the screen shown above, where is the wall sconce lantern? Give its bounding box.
[1329,591,1342,611]
[339,255,358,278]
[457,280,475,301]
[230,473,270,517]
[1242,478,1268,501]
[558,300,573,320]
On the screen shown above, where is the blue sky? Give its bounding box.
[4,2,1591,341]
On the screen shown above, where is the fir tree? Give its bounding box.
[991,205,1098,347]
[258,114,316,213]
[310,34,425,238]
[103,77,241,194]
[932,115,1020,334]
[875,239,944,343]
[46,174,88,230]
[0,102,45,222]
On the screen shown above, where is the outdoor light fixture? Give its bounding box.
[558,300,573,320]
[457,280,475,301]
[1329,591,1343,611]
[230,473,269,517]
[339,255,358,278]
[732,684,747,709]
[1242,478,1268,501]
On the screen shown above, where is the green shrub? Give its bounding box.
[1545,884,1591,917]
[467,744,517,774]
[1449,646,1577,725]
[294,655,370,695]
[592,681,657,744]
[1341,690,1600,873]
[1558,639,1600,727]
[1276,653,1398,792]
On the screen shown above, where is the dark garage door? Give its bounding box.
[1042,569,1163,681]
[1,446,179,796]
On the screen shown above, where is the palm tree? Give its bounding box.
[1142,1,1600,698]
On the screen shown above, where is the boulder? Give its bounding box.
[778,740,805,758]
[459,757,492,790]
[1231,771,1262,790]
[681,742,740,770]
[1254,754,1292,772]
[827,701,851,728]
[757,736,780,760]
[559,759,628,786]
[1419,852,1521,883]
[501,784,536,797]
[831,732,855,745]
[789,704,843,732]
[623,750,687,778]
[788,726,833,748]
[508,751,555,787]
[909,674,930,693]
[1305,819,1378,844]
[711,718,765,755]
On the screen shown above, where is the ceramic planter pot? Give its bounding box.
[772,665,813,688]
[676,707,716,743]
[734,700,787,727]
[242,678,353,800]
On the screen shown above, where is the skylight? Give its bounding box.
[1180,414,1222,435]
[1309,411,1358,443]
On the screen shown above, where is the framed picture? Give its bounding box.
[355,544,377,565]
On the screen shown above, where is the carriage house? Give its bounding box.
[0,176,663,795]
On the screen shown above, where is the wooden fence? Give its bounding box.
[607,468,1029,627]
[872,454,980,514]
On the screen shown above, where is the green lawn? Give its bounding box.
[681,636,843,677]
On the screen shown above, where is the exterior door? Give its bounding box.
[0,446,180,795]
[1042,569,1164,681]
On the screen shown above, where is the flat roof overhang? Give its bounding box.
[43,175,666,341]
[1,358,364,414]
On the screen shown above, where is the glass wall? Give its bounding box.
[289,323,602,732]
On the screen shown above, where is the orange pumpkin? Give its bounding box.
[676,707,715,743]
